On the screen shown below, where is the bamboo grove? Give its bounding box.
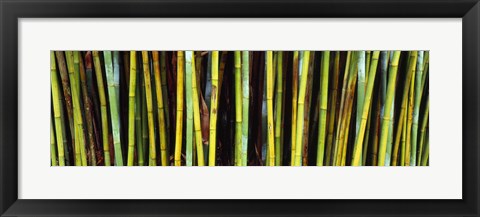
[50,51,429,166]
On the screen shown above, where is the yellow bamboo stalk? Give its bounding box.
[274,51,284,166]
[290,51,299,166]
[294,51,311,166]
[234,51,243,166]
[50,51,65,166]
[351,51,380,166]
[127,51,137,166]
[405,72,415,166]
[142,51,156,166]
[333,51,352,165]
[153,51,168,166]
[266,51,275,166]
[191,52,205,166]
[175,51,185,166]
[391,52,418,166]
[208,51,219,166]
[377,51,402,166]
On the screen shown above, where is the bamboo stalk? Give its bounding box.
[266,51,275,166]
[274,51,284,166]
[294,51,311,166]
[356,51,366,135]
[241,51,250,166]
[391,52,418,165]
[66,51,87,166]
[152,51,169,166]
[208,51,219,166]
[316,51,330,166]
[92,51,111,166]
[160,51,171,156]
[405,73,415,166]
[325,51,341,166]
[377,51,402,166]
[127,51,137,166]
[302,52,316,165]
[418,97,429,165]
[352,51,380,166]
[142,51,157,166]
[335,52,357,166]
[104,51,124,166]
[234,51,243,166]
[420,132,429,166]
[290,51,299,166]
[191,52,205,166]
[401,104,407,166]
[51,51,65,166]
[54,52,75,158]
[78,53,96,166]
[50,117,58,166]
[74,52,88,166]
[411,51,424,166]
[175,51,185,166]
[333,51,352,165]
[185,51,194,166]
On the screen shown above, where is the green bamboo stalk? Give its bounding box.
[141,70,148,165]
[234,51,243,166]
[241,51,250,166]
[418,96,429,165]
[274,51,284,166]
[127,51,137,166]
[377,51,401,166]
[290,51,299,166]
[185,51,194,166]
[352,51,380,166]
[316,51,330,166]
[73,51,88,166]
[411,51,424,166]
[420,132,429,166]
[401,104,407,166]
[209,51,219,166]
[266,51,275,166]
[104,51,124,166]
[175,51,185,166]
[356,51,366,135]
[50,51,65,166]
[50,117,58,166]
[294,51,311,166]
[191,52,205,166]
[92,51,111,166]
[65,51,86,166]
[152,51,168,166]
[365,51,371,81]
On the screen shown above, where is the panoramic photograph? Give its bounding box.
[50,51,429,166]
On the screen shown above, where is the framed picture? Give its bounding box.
[1,0,478,216]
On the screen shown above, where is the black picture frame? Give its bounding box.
[1,0,478,216]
